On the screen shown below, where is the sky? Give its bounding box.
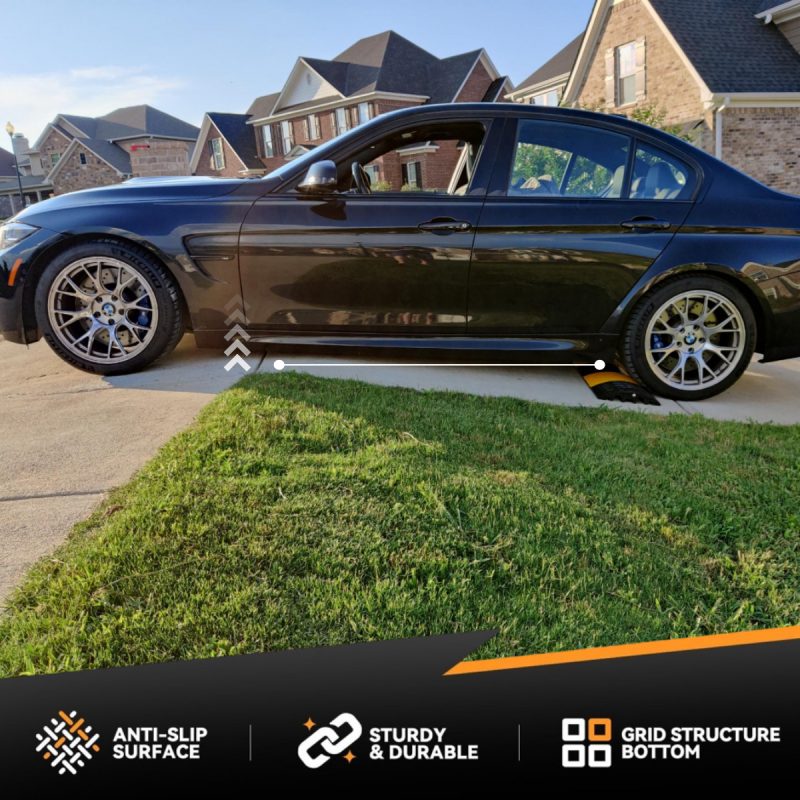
[0,0,593,145]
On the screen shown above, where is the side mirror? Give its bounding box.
[297,160,338,194]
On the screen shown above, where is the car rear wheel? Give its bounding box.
[620,276,756,400]
[35,240,184,375]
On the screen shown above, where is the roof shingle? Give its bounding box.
[513,33,583,94]
[0,147,16,177]
[207,112,262,170]
[254,30,498,119]
[649,0,800,93]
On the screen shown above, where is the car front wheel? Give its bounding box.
[35,240,184,375]
[620,276,756,400]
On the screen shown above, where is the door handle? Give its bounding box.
[620,217,672,232]
[418,218,472,233]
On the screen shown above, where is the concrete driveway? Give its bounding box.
[0,336,248,604]
[2,336,799,603]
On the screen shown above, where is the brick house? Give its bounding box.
[0,147,18,218]
[191,30,510,189]
[0,139,54,218]
[20,105,199,198]
[508,0,800,194]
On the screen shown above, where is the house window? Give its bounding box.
[531,90,559,107]
[401,161,422,189]
[306,114,320,140]
[79,152,87,165]
[209,137,225,170]
[616,42,638,106]
[357,102,373,125]
[262,125,275,158]
[280,120,294,154]
[335,107,350,136]
[364,163,381,185]
[50,153,60,166]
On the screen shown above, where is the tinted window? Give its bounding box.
[631,143,694,200]
[509,120,630,199]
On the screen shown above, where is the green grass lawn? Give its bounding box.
[1,372,799,676]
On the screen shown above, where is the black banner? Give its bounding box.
[3,631,798,787]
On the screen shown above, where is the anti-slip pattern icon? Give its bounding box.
[298,713,363,769]
[562,717,612,768]
[35,710,101,775]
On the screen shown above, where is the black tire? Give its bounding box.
[620,275,756,401]
[34,239,184,375]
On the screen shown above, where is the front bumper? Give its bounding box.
[0,289,24,343]
[0,227,66,344]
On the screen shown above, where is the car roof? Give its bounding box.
[378,102,701,156]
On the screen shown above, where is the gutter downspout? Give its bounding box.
[715,96,731,161]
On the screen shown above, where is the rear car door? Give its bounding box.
[468,116,698,340]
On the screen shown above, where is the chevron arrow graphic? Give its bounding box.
[225,309,248,325]
[224,354,251,372]
[224,324,251,342]
[224,339,251,357]
[223,295,250,313]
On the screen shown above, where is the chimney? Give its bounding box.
[11,133,30,158]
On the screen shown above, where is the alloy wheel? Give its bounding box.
[644,290,746,392]
[47,257,160,364]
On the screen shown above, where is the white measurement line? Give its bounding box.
[273,359,606,371]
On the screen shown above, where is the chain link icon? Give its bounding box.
[297,713,363,769]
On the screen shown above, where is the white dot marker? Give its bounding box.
[274,359,285,371]
[594,359,606,371]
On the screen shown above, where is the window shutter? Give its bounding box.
[635,37,647,101]
[604,48,615,108]
[401,163,408,185]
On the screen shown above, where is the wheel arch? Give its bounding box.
[21,232,191,340]
[617,265,770,355]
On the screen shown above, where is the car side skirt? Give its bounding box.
[196,332,618,363]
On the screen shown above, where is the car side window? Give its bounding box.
[509,120,631,199]
[630,143,694,200]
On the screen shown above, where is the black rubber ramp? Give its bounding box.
[579,368,660,405]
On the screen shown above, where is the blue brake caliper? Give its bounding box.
[651,334,666,351]
[137,295,152,328]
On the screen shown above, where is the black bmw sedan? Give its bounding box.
[2,102,800,400]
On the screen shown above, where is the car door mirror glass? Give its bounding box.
[297,160,338,194]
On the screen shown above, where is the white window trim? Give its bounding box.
[531,89,560,106]
[402,160,422,188]
[357,102,372,125]
[280,120,294,154]
[210,137,225,170]
[335,107,351,136]
[615,41,638,108]
[262,125,275,158]
[307,113,320,140]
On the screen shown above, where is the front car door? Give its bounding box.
[238,113,503,338]
[469,114,699,354]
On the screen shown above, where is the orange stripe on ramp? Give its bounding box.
[584,371,638,389]
[445,625,800,675]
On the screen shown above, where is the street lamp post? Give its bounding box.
[5,122,26,214]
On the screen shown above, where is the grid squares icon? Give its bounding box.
[561,717,612,768]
